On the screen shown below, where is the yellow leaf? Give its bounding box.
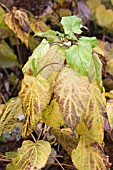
[51,128,78,155]
[42,100,64,128]
[86,0,101,15]
[54,67,90,130]
[6,140,51,170]
[96,4,113,27]
[30,20,50,33]
[106,99,113,130]
[72,135,107,170]
[107,58,113,76]
[58,8,71,17]
[38,45,65,79]
[5,12,29,47]
[85,82,105,143]
[111,0,113,5]
[19,74,51,137]
[0,97,23,135]
[97,40,113,60]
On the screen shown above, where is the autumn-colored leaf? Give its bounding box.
[72,135,107,170]
[0,97,23,135]
[23,39,50,76]
[19,74,51,137]
[106,99,113,138]
[84,82,105,143]
[42,100,64,128]
[6,140,51,170]
[51,128,78,155]
[5,11,29,47]
[54,67,90,130]
[96,4,113,28]
[30,20,50,33]
[13,8,30,32]
[86,0,101,15]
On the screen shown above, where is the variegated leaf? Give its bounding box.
[54,67,90,130]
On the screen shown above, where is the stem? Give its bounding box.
[31,133,37,143]
[47,162,75,169]
[0,158,12,162]
[37,62,61,75]
[52,156,65,170]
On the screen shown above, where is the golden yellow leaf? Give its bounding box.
[58,8,71,17]
[54,67,90,130]
[84,82,105,143]
[5,12,29,47]
[107,58,113,76]
[35,45,65,79]
[72,135,107,170]
[106,99,113,130]
[0,97,23,135]
[42,100,64,128]
[86,0,101,15]
[51,128,78,155]
[97,40,113,60]
[19,74,51,137]
[96,4,113,27]
[30,20,50,33]
[6,140,51,170]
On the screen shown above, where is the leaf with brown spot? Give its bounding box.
[84,82,105,143]
[51,128,78,155]
[54,67,90,130]
[13,8,30,32]
[30,20,50,33]
[19,74,51,137]
[0,97,23,135]
[72,135,107,170]
[5,11,29,47]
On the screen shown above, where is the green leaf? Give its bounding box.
[35,30,64,42]
[0,41,17,68]
[79,36,98,48]
[0,97,23,135]
[66,41,92,75]
[88,53,103,91]
[6,140,51,170]
[51,128,78,155]
[42,100,64,128]
[23,39,49,76]
[84,82,105,143]
[54,67,90,130]
[0,6,6,28]
[61,16,82,39]
[19,74,51,137]
[71,135,106,170]
[5,152,17,159]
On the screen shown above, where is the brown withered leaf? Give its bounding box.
[13,8,30,32]
[5,10,29,47]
